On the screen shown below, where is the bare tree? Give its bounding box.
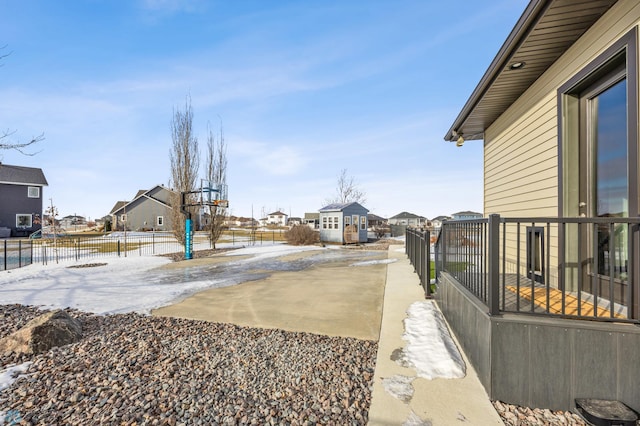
[325,168,367,206]
[1,130,44,155]
[204,121,227,249]
[1,47,44,155]
[169,95,199,245]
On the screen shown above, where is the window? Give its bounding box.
[360,216,366,230]
[27,187,40,198]
[345,216,351,226]
[16,214,32,228]
[334,216,340,230]
[322,216,327,229]
[121,214,127,222]
[157,216,164,226]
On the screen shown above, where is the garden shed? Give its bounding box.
[319,202,368,244]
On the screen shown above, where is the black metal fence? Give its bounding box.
[405,228,432,298]
[1,239,33,271]
[1,229,289,269]
[428,215,640,323]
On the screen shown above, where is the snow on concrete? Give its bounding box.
[382,375,414,402]
[350,258,397,267]
[401,300,466,380]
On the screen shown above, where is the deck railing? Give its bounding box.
[420,215,640,323]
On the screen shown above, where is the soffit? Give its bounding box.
[444,0,619,142]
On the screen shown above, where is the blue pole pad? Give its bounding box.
[185,219,193,260]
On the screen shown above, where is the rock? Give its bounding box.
[0,309,82,355]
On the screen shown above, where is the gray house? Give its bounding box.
[319,202,368,244]
[0,163,48,237]
[110,185,176,231]
[388,211,427,227]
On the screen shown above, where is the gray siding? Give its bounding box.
[437,272,640,412]
[0,183,44,237]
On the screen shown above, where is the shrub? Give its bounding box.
[285,225,320,246]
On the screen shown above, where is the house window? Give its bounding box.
[360,216,366,230]
[121,214,127,222]
[345,216,351,226]
[27,187,40,198]
[16,214,32,228]
[157,216,164,226]
[322,216,327,229]
[560,28,637,283]
[334,216,340,230]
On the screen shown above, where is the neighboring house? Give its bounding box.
[110,185,176,231]
[430,215,450,231]
[303,212,319,229]
[439,0,640,412]
[287,217,302,226]
[319,202,369,244]
[367,213,387,229]
[266,211,288,227]
[451,211,483,221]
[59,215,87,230]
[388,211,427,227]
[0,163,48,237]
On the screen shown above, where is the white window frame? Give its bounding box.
[322,216,327,229]
[157,216,164,226]
[360,216,366,230]
[121,214,127,222]
[27,186,40,198]
[16,214,32,228]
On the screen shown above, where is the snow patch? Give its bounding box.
[0,362,32,392]
[350,258,397,267]
[403,411,432,426]
[402,301,466,379]
[382,375,414,402]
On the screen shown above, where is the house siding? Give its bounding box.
[483,0,640,285]
[0,183,44,237]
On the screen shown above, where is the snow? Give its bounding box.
[350,258,398,267]
[0,244,326,315]
[0,362,32,423]
[400,301,466,380]
[0,362,31,393]
[382,375,414,402]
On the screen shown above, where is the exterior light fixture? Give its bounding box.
[509,61,525,70]
[456,135,465,147]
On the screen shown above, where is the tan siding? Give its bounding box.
[482,1,640,288]
[485,1,640,221]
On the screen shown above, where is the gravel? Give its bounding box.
[1,304,594,426]
[1,304,376,425]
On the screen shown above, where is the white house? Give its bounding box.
[266,211,288,227]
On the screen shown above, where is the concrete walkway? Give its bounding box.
[368,246,504,425]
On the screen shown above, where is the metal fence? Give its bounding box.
[405,228,432,298]
[428,214,640,323]
[1,229,289,268]
[1,239,33,271]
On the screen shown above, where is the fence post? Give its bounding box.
[117,240,121,257]
[425,230,432,298]
[3,240,6,270]
[488,214,501,316]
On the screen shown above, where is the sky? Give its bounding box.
[0,0,529,221]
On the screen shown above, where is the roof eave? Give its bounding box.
[444,0,549,142]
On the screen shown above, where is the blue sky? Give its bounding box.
[1,0,528,221]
